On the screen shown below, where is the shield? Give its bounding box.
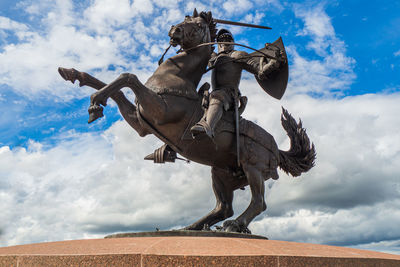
[250,37,288,100]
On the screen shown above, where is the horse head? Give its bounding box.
[169,9,216,50]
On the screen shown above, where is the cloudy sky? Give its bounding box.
[1,0,400,255]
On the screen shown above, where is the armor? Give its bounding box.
[190,29,282,139]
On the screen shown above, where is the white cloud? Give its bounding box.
[252,202,400,247]
[286,46,356,96]
[295,4,334,38]
[0,0,140,99]
[154,0,183,9]
[1,92,400,251]
[244,11,264,25]
[353,240,400,255]
[132,0,154,15]
[0,0,183,99]
[221,0,283,16]
[223,0,253,15]
[83,0,134,34]
[0,16,28,32]
[0,121,213,246]
[287,3,355,96]
[394,50,400,57]
[0,25,127,99]
[245,92,400,254]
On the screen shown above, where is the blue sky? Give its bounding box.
[1,0,399,148]
[1,0,400,255]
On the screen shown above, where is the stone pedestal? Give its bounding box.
[1,236,399,266]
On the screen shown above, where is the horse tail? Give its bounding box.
[278,108,316,177]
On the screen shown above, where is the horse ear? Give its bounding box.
[207,11,212,22]
[193,8,199,17]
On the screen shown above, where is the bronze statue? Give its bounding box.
[58,9,315,234]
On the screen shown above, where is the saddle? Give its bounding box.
[144,83,278,167]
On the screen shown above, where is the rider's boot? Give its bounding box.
[190,98,224,139]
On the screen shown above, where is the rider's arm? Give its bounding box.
[231,51,259,74]
[232,50,280,80]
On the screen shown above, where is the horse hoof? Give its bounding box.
[222,220,240,233]
[222,220,251,234]
[58,67,77,83]
[88,105,104,123]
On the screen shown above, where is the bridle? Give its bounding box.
[159,41,285,72]
[159,18,210,65]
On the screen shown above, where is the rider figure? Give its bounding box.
[190,29,281,138]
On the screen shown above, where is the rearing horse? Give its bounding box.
[58,10,315,234]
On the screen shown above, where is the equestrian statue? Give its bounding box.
[58,9,315,234]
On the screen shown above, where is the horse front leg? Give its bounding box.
[58,68,150,136]
[89,73,167,124]
[58,67,106,89]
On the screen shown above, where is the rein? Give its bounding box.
[205,55,265,73]
[158,44,171,65]
[158,41,284,69]
[181,42,283,61]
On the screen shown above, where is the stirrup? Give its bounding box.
[144,144,176,163]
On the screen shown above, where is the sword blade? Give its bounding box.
[214,19,272,30]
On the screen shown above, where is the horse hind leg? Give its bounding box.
[184,167,236,230]
[58,68,149,136]
[223,162,266,233]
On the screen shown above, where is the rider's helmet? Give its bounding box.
[216,29,234,53]
[217,29,234,42]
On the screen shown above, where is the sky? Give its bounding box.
[0,0,399,255]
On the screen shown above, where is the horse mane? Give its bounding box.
[193,9,217,42]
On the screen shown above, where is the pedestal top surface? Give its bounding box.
[1,237,399,260]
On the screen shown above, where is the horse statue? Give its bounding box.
[58,10,315,234]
